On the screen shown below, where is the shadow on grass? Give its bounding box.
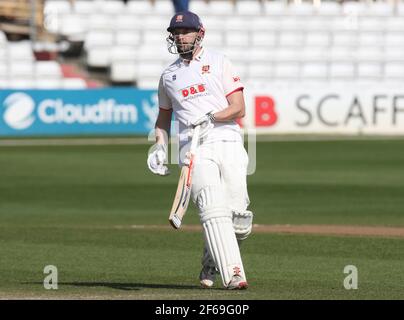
[23,282,221,291]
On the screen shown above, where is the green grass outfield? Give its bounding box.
[0,138,404,299]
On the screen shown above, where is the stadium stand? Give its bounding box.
[1,0,404,89]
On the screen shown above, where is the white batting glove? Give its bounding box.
[189,112,215,138]
[147,144,170,176]
[183,151,192,167]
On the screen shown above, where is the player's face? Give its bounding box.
[172,28,198,53]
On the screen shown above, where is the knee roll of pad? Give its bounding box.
[194,186,231,223]
[232,210,253,241]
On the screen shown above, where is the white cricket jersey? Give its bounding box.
[158,47,244,148]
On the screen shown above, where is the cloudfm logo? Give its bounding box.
[3,92,35,130]
[2,92,139,130]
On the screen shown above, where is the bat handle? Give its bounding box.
[190,125,201,153]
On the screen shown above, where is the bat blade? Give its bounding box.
[168,125,200,229]
[168,165,192,229]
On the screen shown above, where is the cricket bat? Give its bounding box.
[169,125,201,229]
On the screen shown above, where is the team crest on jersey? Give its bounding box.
[233,76,240,82]
[202,65,210,74]
[172,74,176,81]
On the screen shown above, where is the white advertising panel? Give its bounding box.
[243,82,404,135]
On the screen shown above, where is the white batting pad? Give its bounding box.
[203,216,246,287]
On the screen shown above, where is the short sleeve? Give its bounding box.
[222,56,244,98]
[158,75,172,110]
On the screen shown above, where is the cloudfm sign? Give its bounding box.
[0,89,158,136]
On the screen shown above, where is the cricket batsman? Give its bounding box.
[147,11,253,290]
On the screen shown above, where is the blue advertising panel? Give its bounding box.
[0,88,159,136]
